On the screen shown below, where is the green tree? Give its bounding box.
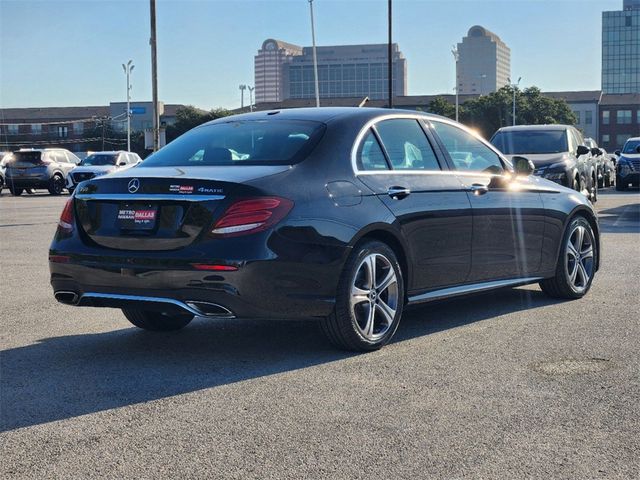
[427,96,458,119]
[165,106,231,142]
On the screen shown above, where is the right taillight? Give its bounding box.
[211,197,293,238]
[58,198,74,233]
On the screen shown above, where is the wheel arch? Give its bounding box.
[567,206,601,271]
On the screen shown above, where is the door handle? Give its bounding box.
[469,184,489,196]
[387,186,411,199]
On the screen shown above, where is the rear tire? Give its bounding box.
[321,240,404,351]
[122,309,193,331]
[48,174,64,195]
[9,186,23,196]
[539,216,596,299]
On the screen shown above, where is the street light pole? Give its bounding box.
[149,0,160,151]
[387,0,393,108]
[122,60,134,152]
[308,0,320,108]
[451,46,459,122]
[239,84,246,109]
[508,76,522,126]
[248,86,255,112]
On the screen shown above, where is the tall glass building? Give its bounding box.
[602,0,640,94]
[254,39,407,104]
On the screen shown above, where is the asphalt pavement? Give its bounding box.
[1,188,639,479]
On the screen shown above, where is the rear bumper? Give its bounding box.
[49,250,345,320]
[618,172,640,185]
[5,177,50,188]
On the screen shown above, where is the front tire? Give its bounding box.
[48,174,65,195]
[122,309,193,331]
[615,176,627,191]
[321,240,404,351]
[9,186,23,196]
[539,216,596,299]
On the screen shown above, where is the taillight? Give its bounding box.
[58,198,74,233]
[211,197,293,237]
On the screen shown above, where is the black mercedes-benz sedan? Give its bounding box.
[50,108,600,351]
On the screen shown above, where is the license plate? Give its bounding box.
[117,205,158,230]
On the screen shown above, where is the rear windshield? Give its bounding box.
[622,140,640,154]
[5,151,43,166]
[140,120,325,167]
[82,154,118,166]
[491,130,568,155]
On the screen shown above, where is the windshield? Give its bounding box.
[81,154,118,166]
[491,130,568,155]
[622,140,640,154]
[140,120,325,167]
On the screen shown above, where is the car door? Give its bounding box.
[429,119,545,282]
[354,117,472,292]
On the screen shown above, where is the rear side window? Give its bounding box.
[374,119,440,171]
[357,130,389,170]
[141,120,325,167]
[432,121,504,174]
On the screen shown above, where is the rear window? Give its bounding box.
[140,120,325,167]
[491,130,568,155]
[6,151,43,167]
[81,154,118,166]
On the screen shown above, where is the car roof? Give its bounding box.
[87,151,126,154]
[495,124,571,132]
[624,137,640,142]
[203,107,442,127]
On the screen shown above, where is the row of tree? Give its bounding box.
[427,86,577,139]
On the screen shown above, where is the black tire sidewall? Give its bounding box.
[558,216,597,298]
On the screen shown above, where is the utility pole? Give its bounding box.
[508,76,522,126]
[239,84,247,109]
[451,46,459,122]
[387,0,393,108]
[122,60,134,151]
[149,0,160,151]
[248,86,255,112]
[308,0,320,108]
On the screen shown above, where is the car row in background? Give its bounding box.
[614,137,640,191]
[67,151,141,194]
[0,149,141,195]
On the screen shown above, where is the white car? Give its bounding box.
[67,151,141,193]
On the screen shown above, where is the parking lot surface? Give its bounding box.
[1,189,639,479]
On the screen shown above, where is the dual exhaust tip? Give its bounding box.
[54,291,234,318]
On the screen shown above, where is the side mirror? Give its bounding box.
[576,145,590,156]
[118,161,127,166]
[614,150,621,156]
[512,156,535,176]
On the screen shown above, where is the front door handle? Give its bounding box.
[387,186,411,199]
[469,184,489,196]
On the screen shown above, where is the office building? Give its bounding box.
[602,0,640,94]
[456,25,511,95]
[254,39,407,103]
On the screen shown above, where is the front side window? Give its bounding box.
[374,119,440,171]
[357,130,388,171]
[433,121,504,174]
[141,120,325,167]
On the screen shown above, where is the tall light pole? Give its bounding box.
[122,60,134,152]
[239,84,247,109]
[508,76,522,126]
[247,86,255,112]
[308,0,320,108]
[149,0,159,151]
[387,0,393,108]
[451,46,459,122]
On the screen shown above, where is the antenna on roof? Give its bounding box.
[358,97,370,108]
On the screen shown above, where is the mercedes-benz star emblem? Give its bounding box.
[128,178,140,193]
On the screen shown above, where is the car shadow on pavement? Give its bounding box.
[597,201,640,234]
[1,287,561,432]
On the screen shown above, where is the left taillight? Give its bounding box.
[211,196,293,238]
[58,198,74,233]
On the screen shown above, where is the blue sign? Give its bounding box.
[130,106,146,115]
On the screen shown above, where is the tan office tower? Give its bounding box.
[456,25,511,95]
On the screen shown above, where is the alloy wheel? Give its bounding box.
[565,225,594,293]
[350,253,399,341]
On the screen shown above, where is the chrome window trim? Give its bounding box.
[351,113,513,176]
[74,193,225,202]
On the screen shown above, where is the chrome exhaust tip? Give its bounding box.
[54,291,79,305]
[186,301,235,318]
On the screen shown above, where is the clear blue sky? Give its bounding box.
[0,0,623,110]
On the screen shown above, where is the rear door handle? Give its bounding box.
[387,186,411,199]
[469,184,489,195]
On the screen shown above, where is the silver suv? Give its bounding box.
[4,148,80,195]
[66,151,142,194]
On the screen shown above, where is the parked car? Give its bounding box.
[598,148,617,188]
[0,151,11,192]
[50,108,600,351]
[66,151,142,194]
[615,137,640,191]
[490,125,598,202]
[4,148,80,195]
